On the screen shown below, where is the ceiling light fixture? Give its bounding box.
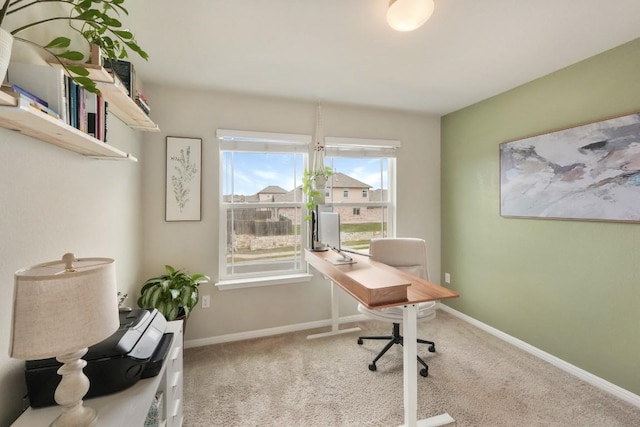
[387,0,435,32]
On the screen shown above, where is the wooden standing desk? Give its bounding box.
[305,249,459,427]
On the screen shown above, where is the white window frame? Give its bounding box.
[216,129,313,290]
[324,136,399,243]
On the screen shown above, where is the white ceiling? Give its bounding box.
[122,0,640,116]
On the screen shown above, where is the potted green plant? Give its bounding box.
[0,0,148,93]
[302,166,333,221]
[137,265,210,322]
[303,164,333,252]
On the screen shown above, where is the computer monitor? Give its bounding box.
[318,212,354,263]
[311,205,332,252]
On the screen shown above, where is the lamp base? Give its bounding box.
[52,348,97,427]
[51,405,97,427]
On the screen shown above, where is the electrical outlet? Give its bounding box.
[444,273,451,284]
[202,295,210,308]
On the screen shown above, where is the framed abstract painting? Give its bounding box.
[166,136,202,221]
[500,112,640,222]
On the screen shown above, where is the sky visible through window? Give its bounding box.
[224,153,388,196]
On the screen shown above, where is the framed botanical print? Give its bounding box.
[166,136,202,221]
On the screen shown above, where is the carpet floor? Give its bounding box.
[182,310,640,426]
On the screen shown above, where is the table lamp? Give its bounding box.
[9,253,119,427]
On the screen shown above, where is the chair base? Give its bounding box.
[357,322,435,377]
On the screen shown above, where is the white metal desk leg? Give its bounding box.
[402,304,419,427]
[400,305,454,427]
[307,281,361,339]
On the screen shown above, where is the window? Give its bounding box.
[216,131,398,287]
[217,130,310,285]
[323,137,399,254]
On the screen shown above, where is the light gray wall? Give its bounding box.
[0,119,144,425]
[0,83,440,425]
[139,85,441,342]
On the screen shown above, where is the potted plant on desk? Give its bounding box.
[0,0,148,93]
[137,265,210,329]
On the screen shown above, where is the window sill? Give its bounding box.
[215,273,313,290]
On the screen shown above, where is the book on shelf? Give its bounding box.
[103,100,109,143]
[67,77,77,129]
[1,83,60,118]
[86,91,97,138]
[8,83,49,108]
[96,95,103,141]
[135,90,151,115]
[103,58,135,98]
[64,78,108,142]
[85,92,109,143]
[24,98,61,120]
[7,62,68,121]
[77,84,87,133]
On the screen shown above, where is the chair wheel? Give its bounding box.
[368,363,377,371]
[357,338,363,345]
[420,368,428,377]
[428,344,436,353]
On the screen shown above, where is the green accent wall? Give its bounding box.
[441,38,640,395]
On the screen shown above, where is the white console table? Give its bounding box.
[12,320,184,427]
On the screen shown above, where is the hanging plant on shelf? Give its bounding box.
[302,165,333,221]
[0,0,148,94]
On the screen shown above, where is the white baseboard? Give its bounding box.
[184,314,367,348]
[185,304,639,409]
[437,303,640,408]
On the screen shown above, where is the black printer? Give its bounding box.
[25,308,170,408]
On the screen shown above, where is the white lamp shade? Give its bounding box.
[9,255,119,360]
[387,0,435,32]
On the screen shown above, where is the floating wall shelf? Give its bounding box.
[0,63,159,160]
[0,90,136,160]
[76,64,159,131]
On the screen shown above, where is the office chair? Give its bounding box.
[357,237,436,377]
